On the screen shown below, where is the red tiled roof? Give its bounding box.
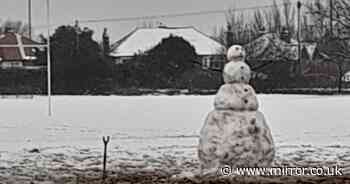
[0,33,18,45]
[0,32,41,61]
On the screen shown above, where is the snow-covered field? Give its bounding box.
[1,95,350,182]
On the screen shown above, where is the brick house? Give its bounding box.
[0,31,43,69]
[245,33,339,80]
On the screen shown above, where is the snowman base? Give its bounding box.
[198,110,275,175]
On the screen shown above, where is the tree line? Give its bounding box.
[213,0,350,92]
[0,0,349,94]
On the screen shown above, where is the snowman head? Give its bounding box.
[227,45,246,62]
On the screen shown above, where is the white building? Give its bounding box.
[342,71,350,82]
[109,26,226,70]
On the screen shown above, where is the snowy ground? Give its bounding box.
[1,95,350,182]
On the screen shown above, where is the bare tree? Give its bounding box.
[306,0,350,93]
[319,37,350,93]
[220,0,299,46]
[332,0,350,31]
[225,9,248,45]
[282,0,296,35]
[262,0,296,35]
[0,20,29,36]
[271,0,282,33]
[252,9,265,34]
[212,26,226,46]
[306,0,350,37]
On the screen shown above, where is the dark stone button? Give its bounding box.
[251,118,256,125]
[29,148,40,153]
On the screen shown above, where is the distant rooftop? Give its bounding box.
[0,32,42,61]
[245,33,317,62]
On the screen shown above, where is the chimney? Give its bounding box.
[280,27,291,43]
[102,28,110,57]
[74,20,82,34]
[4,27,14,33]
[258,27,267,37]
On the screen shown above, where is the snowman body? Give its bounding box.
[223,61,251,84]
[198,45,275,175]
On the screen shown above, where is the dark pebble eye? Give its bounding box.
[244,88,248,92]
[244,99,248,104]
[240,66,244,69]
[224,153,229,159]
[250,118,256,125]
[241,76,244,80]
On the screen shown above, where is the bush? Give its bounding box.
[114,35,222,90]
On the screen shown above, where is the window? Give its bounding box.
[1,61,23,69]
[115,57,133,64]
[115,58,124,64]
[212,61,221,70]
[343,73,350,82]
[202,56,211,69]
[210,55,224,70]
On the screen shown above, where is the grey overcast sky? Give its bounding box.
[0,0,299,42]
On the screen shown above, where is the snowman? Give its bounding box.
[198,45,275,176]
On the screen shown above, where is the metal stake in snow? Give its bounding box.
[46,0,52,116]
[102,136,110,180]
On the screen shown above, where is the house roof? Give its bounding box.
[317,36,350,59]
[109,26,225,57]
[0,32,42,61]
[244,33,317,62]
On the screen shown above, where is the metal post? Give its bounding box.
[330,0,333,37]
[102,136,110,181]
[74,20,80,55]
[297,1,302,76]
[46,0,52,116]
[28,0,32,40]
